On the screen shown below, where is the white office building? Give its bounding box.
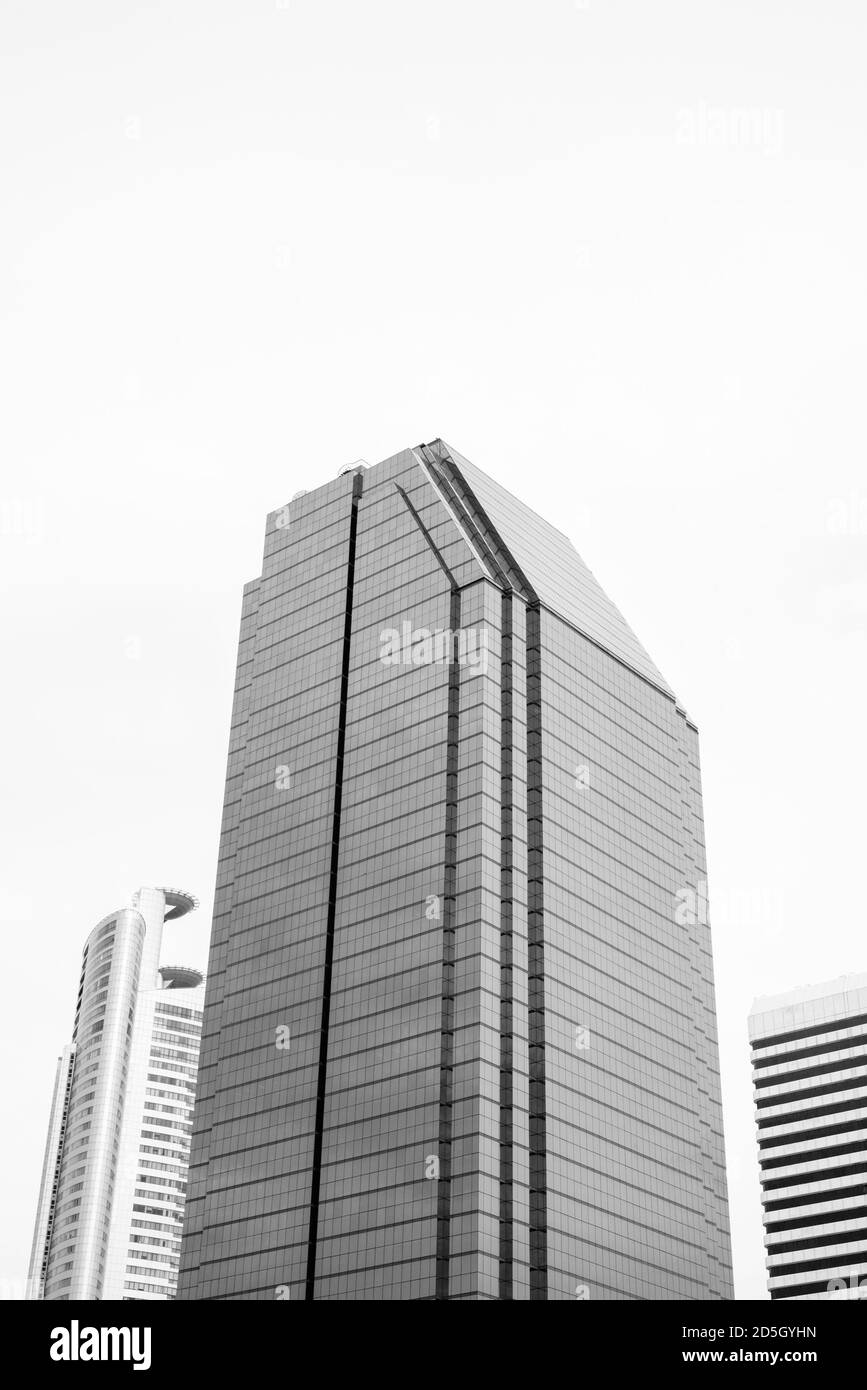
[27,887,204,1300]
[749,973,867,1300]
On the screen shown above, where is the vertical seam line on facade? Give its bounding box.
[526,602,548,1299]
[435,584,461,1300]
[305,470,363,1300]
[499,591,514,1298]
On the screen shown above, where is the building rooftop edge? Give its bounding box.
[749,971,867,1024]
[264,439,685,709]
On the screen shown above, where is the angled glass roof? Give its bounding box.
[433,441,673,695]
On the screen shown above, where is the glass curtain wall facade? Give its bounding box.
[178,440,732,1300]
[749,974,867,1300]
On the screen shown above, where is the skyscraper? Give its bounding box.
[28,886,204,1301]
[178,440,732,1301]
[749,973,867,1301]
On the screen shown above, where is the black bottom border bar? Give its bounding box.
[9,1297,863,1376]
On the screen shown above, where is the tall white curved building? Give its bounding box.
[27,887,204,1301]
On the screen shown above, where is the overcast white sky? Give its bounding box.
[2,0,866,1301]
